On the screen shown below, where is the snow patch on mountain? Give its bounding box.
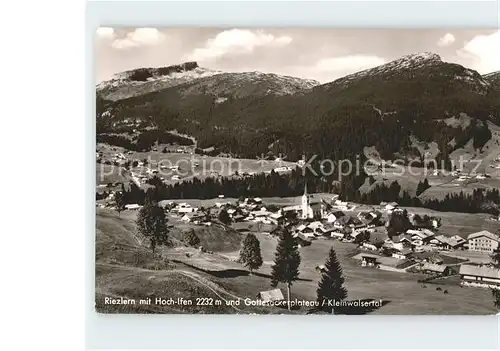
[327,52,441,86]
[324,52,490,94]
[176,71,319,98]
[97,63,319,100]
[483,70,500,89]
[96,63,225,100]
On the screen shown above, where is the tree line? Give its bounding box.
[97,129,194,152]
[349,180,500,215]
[111,166,500,215]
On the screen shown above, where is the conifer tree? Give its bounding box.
[491,247,500,309]
[316,247,348,314]
[218,209,231,225]
[136,200,169,253]
[239,233,263,274]
[114,191,125,218]
[270,228,301,310]
[183,228,200,247]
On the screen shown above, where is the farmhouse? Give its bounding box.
[178,206,198,214]
[449,235,467,248]
[406,229,434,240]
[274,166,292,172]
[390,234,413,251]
[357,211,382,225]
[420,262,450,276]
[297,228,315,238]
[330,231,345,240]
[412,252,444,264]
[308,221,324,231]
[433,235,467,250]
[467,231,500,253]
[282,205,301,214]
[362,242,379,251]
[360,254,380,268]
[407,229,434,246]
[180,212,205,223]
[336,215,361,228]
[392,249,413,260]
[296,234,313,247]
[256,288,285,302]
[459,264,500,289]
[325,213,337,223]
[381,201,399,212]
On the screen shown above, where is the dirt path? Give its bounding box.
[173,269,245,313]
[96,262,246,313]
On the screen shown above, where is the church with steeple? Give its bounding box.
[300,183,324,220]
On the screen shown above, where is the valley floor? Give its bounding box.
[95,204,498,315]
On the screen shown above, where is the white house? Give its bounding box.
[362,243,378,251]
[274,166,292,172]
[384,202,399,212]
[392,249,412,260]
[308,221,324,230]
[325,213,337,223]
[390,235,412,251]
[181,213,194,222]
[257,288,284,302]
[330,232,345,240]
[467,230,500,253]
[406,229,434,240]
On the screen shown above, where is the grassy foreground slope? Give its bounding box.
[95,209,241,313]
[95,208,285,314]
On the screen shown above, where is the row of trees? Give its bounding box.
[238,229,347,313]
[114,170,500,217]
[349,180,500,215]
[97,129,194,152]
[124,167,337,203]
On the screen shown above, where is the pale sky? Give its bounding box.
[95,28,500,84]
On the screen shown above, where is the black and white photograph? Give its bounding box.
[95,27,500,315]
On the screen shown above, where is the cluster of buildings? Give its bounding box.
[98,173,500,289]
[356,228,500,289]
[432,168,491,181]
[97,149,133,167]
[158,197,283,227]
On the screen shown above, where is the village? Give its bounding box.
[93,136,500,314]
[97,176,500,294]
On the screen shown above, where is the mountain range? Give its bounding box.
[96,53,500,163]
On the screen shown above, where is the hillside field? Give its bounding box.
[95,205,498,315]
[96,143,297,186]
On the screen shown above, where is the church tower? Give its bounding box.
[301,182,309,219]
